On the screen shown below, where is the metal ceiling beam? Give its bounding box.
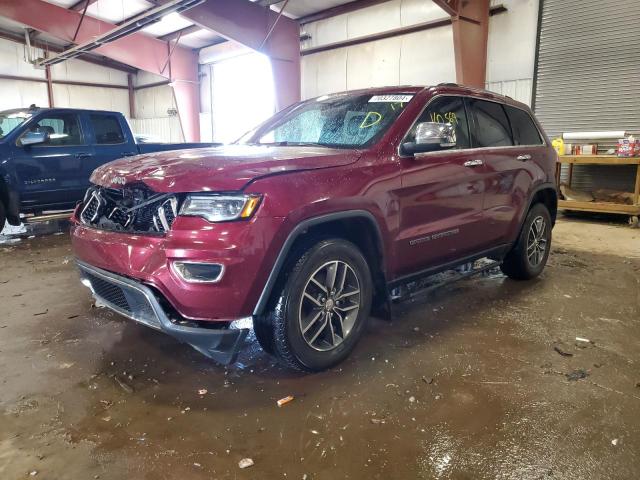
[297,0,392,25]
[158,24,202,42]
[256,0,284,6]
[177,0,300,110]
[0,29,138,74]
[0,0,201,141]
[433,0,490,88]
[69,0,97,12]
[38,0,203,66]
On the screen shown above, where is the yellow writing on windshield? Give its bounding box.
[360,111,382,129]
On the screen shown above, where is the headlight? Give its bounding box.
[179,194,261,222]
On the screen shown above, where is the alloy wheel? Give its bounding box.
[298,260,361,351]
[527,215,547,267]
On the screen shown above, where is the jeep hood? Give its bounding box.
[90,144,361,192]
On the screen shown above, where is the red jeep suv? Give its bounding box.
[71,84,557,371]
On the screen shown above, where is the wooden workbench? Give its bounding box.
[555,155,640,225]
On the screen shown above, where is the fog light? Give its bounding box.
[172,261,224,283]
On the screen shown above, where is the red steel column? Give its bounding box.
[434,0,490,88]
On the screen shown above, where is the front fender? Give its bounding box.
[251,209,386,317]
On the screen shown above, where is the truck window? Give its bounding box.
[406,96,470,149]
[28,113,83,146]
[468,99,513,148]
[504,105,543,146]
[90,114,125,144]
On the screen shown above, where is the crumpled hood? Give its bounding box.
[90,144,361,192]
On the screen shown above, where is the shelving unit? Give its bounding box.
[555,155,640,225]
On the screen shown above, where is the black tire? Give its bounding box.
[501,203,552,280]
[0,201,6,234]
[260,238,373,372]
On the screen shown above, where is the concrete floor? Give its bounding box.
[1,217,639,479]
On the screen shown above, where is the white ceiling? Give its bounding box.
[1,0,360,55]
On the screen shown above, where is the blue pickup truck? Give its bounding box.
[0,106,217,231]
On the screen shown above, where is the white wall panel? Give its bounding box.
[301,0,540,104]
[487,0,539,88]
[400,0,447,25]
[52,84,130,115]
[399,27,455,85]
[485,79,533,106]
[347,2,402,39]
[0,79,48,110]
[0,39,46,78]
[301,0,449,50]
[50,58,128,85]
[312,15,348,47]
[346,38,401,90]
[129,117,184,143]
[134,85,175,119]
[302,49,348,98]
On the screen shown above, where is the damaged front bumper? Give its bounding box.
[76,260,249,364]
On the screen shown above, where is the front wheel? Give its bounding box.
[261,238,373,372]
[501,203,552,280]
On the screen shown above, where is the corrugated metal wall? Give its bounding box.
[534,0,640,192]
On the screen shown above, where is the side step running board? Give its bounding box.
[23,212,73,223]
[389,258,502,303]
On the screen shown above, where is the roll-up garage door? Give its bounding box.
[533,0,640,192]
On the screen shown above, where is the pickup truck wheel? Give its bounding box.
[501,203,552,280]
[0,201,6,234]
[267,238,372,372]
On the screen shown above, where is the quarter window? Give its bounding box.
[407,96,470,149]
[90,114,125,144]
[468,99,513,148]
[26,114,83,146]
[504,105,543,146]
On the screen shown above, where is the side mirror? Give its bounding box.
[20,130,48,147]
[402,122,456,155]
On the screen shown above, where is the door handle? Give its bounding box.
[75,153,92,159]
[121,152,137,157]
[463,159,484,167]
[517,154,532,161]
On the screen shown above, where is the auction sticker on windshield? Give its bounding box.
[369,95,414,103]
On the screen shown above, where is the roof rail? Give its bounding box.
[436,82,461,87]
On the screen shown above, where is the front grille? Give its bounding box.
[82,270,162,330]
[79,185,178,234]
[85,272,130,311]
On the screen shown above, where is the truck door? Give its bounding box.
[13,111,93,211]
[86,113,138,177]
[396,95,489,276]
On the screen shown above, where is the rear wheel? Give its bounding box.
[260,238,373,372]
[501,203,552,280]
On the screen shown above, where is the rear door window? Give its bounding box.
[90,114,125,144]
[406,96,470,149]
[468,99,513,148]
[504,105,543,146]
[27,113,84,146]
